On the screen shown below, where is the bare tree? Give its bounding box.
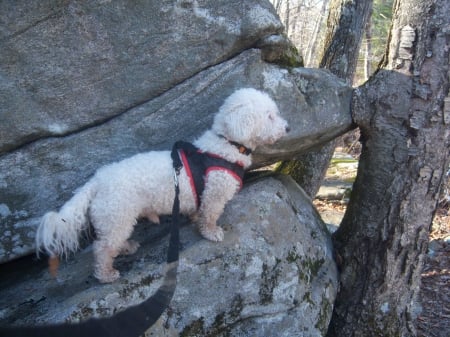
[305,0,330,66]
[273,0,284,12]
[363,8,373,81]
[327,0,450,335]
[284,0,291,36]
[319,0,373,82]
[271,0,329,66]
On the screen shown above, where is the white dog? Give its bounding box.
[36,88,289,283]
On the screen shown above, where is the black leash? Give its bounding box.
[0,145,184,337]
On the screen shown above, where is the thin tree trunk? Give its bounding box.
[275,141,336,196]
[285,0,291,37]
[327,0,450,335]
[364,8,373,81]
[319,0,374,83]
[274,0,283,12]
[289,1,300,45]
[305,0,330,67]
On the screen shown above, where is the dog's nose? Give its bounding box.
[285,126,291,133]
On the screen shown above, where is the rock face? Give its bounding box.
[1,2,342,333]
[0,0,284,154]
[0,176,338,337]
[0,0,352,263]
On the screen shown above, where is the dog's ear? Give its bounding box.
[226,103,254,138]
[213,100,258,146]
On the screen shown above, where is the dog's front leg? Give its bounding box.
[197,171,241,242]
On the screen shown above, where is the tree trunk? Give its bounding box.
[305,0,330,67]
[319,0,374,83]
[363,8,373,81]
[278,0,373,197]
[327,0,450,335]
[284,0,291,37]
[275,141,336,196]
[274,0,283,12]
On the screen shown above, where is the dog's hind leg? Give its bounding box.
[91,212,138,282]
[89,193,141,282]
[93,240,121,283]
[93,226,138,283]
[93,235,139,282]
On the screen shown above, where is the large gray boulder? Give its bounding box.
[0,0,352,263]
[0,46,351,262]
[0,176,338,337]
[0,0,283,154]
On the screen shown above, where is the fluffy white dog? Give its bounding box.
[36,88,289,283]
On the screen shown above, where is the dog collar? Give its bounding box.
[218,135,252,155]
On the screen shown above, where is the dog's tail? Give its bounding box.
[36,180,97,258]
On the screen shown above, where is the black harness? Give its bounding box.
[172,141,245,208]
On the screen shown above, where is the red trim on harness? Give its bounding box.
[203,151,245,169]
[205,166,243,190]
[179,149,199,208]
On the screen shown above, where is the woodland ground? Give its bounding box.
[314,132,449,337]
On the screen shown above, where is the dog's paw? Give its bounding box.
[200,226,224,242]
[120,240,140,255]
[95,268,120,284]
[146,212,160,224]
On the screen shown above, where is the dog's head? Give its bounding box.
[212,88,289,150]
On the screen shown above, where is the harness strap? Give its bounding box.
[0,261,177,337]
[174,141,245,208]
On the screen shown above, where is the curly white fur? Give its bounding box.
[36,88,289,283]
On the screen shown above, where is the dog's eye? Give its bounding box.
[268,114,274,120]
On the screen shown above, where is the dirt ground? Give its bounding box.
[313,141,449,336]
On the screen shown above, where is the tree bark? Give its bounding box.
[278,0,373,198]
[275,141,335,195]
[319,0,374,83]
[327,0,450,335]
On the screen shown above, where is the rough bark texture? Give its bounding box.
[319,0,373,83]
[327,0,450,335]
[278,0,372,198]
